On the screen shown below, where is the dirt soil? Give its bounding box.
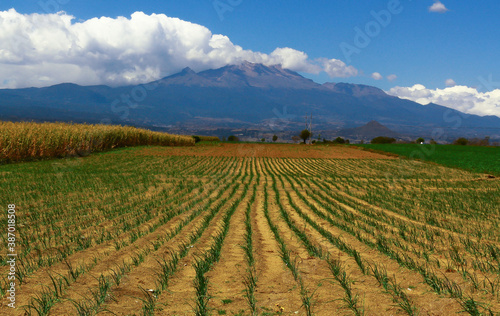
[134,143,395,159]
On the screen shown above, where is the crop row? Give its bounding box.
[1,154,498,315]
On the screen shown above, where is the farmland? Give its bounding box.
[355,143,500,175]
[0,121,195,163]
[1,143,499,315]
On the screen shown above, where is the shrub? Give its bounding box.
[468,137,490,146]
[272,135,278,142]
[333,137,346,144]
[371,136,396,144]
[453,137,469,146]
[227,135,239,142]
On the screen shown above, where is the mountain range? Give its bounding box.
[1,62,499,141]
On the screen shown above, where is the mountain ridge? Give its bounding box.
[156,62,320,89]
[0,62,499,141]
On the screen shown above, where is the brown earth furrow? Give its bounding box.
[156,169,252,315]
[204,181,256,315]
[259,165,347,315]
[251,178,304,315]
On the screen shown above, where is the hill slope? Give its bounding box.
[338,121,400,140]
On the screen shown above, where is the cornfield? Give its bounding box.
[194,135,221,142]
[0,121,194,162]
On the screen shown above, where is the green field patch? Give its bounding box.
[355,144,500,175]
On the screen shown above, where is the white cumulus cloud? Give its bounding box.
[269,48,322,74]
[0,9,359,88]
[320,58,358,78]
[371,72,383,80]
[387,84,500,117]
[445,78,456,87]
[387,74,398,82]
[429,1,449,13]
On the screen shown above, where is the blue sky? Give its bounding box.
[2,0,499,90]
[1,0,500,116]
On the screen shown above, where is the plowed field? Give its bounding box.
[1,144,498,315]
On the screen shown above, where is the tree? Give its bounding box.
[227,135,239,142]
[453,137,468,146]
[261,138,265,142]
[469,137,490,146]
[291,136,301,143]
[416,137,425,144]
[300,129,311,144]
[272,134,278,142]
[333,137,346,144]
